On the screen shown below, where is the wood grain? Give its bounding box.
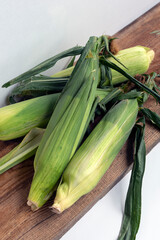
[0,4,160,240]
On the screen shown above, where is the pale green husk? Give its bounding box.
[52,99,138,213]
[0,128,45,174]
[0,88,111,174]
[27,36,104,210]
[0,94,59,140]
[103,46,154,85]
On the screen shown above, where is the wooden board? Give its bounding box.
[0,4,160,240]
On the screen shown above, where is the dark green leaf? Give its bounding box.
[118,117,146,240]
[9,76,69,100]
[115,90,142,101]
[66,56,76,68]
[102,35,127,69]
[100,57,160,103]
[105,65,113,87]
[154,81,160,91]
[8,96,17,104]
[99,65,107,87]
[141,108,160,129]
[99,88,122,110]
[2,46,83,88]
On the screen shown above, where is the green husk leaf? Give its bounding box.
[9,96,17,104]
[102,35,127,69]
[80,97,100,141]
[118,117,146,240]
[100,57,160,102]
[98,88,122,111]
[0,128,45,174]
[99,64,107,87]
[27,36,103,210]
[11,76,68,96]
[115,90,143,101]
[52,99,139,213]
[105,65,113,87]
[141,107,160,129]
[2,46,83,88]
[66,56,76,68]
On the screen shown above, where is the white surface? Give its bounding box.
[0,1,159,240]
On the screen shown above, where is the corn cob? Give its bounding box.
[0,93,59,140]
[0,87,112,141]
[27,36,104,210]
[51,46,154,86]
[52,99,138,213]
[103,46,154,85]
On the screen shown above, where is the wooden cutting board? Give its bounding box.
[0,4,160,240]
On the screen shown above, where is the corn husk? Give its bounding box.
[0,88,113,174]
[103,46,154,85]
[27,36,104,210]
[0,94,59,140]
[52,99,138,213]
[0,87,112,141]
[51,46,154,86]
[0,128,44,174]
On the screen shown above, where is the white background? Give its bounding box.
[0,1,159,240]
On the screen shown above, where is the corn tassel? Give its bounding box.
[52,99,138,213]
[27,36,104,210]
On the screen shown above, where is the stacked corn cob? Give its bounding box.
[1,36,160,240]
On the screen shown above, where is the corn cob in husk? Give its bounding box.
[27,36,104,210]
[103,46,154,85]
[52,99,138,213]
[0,87,112,141]
[51,46,154,86]
[0,94,59,140]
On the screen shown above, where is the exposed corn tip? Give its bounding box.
[52,99,138,213]
[27,36,103,210]
[0,94,59,140]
